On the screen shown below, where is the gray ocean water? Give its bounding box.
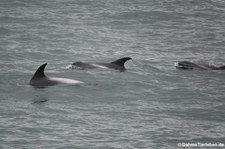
[1,0,225,148]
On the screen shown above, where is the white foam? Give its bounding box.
[66,64,84,70]
[174,62,179,67]
[66,64,73,69]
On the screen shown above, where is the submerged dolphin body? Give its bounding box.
[175,61,225,70]
[69,57,132,71]
[30,63,83,87]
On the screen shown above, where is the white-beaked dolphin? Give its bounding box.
[69,57,132,72]
[175,61,225,70]
[30,63,83,87]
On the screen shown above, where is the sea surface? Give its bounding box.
[1,0,225,148]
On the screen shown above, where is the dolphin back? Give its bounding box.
[218,65,225,70]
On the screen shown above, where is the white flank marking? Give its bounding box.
[49,77,84,84]
[91,64,108,69]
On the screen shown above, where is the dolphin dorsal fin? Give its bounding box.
[111,57,132,67]
[30,63,47,81]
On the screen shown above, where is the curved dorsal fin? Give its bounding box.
[111,57,132,67]
[30,63,47,81]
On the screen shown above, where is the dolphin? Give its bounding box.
[175,61,225,70]
[30,63,83,87]
[69,57,132,71]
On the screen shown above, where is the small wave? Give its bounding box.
[32,95,48,104]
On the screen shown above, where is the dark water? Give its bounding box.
[1,0,225,148]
